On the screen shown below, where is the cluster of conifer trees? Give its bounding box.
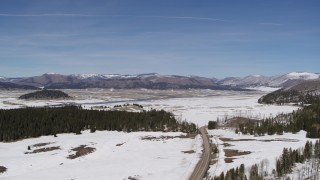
[276,140,320,178]
[235,102,320,138]
[213,164,248,180]
[213,163,266,180]
[19,90,71,100]
[213,140,320,179]
[0,106,197,142]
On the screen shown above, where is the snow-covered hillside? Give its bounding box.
[219,72,320,87]
[0,76,7,81]
[286,72,320,80]
[73,73,139,80]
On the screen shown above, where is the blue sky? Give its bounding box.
[0,0,319,78]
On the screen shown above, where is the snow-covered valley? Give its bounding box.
[0,89,306,179]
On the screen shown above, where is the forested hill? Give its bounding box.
[0,106,197,142]
[258,80,320,104]
[19,90,71,100]
[236,102,320,138]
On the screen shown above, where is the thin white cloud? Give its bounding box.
[138,15,229,22]
[0,13,98,17]
[0,13,229,22]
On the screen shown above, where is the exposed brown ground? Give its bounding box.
[221,137,298,143]
[224,149,251,157]
[210,160,218,165]
[67,145,96,159]
[223,143,233,147]
[116,142,125,146]
[182,150,195,154]
[141,134,196,141]
[25,146,60,154]
[225,158,236,163]
[0,166,7,173]
[220,138,255,142]
[32,142,53,147]
[128,176,141,180]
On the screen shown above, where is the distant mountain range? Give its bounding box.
[218,72,320,87]
[0,72,319,90]
[258,79,320,104]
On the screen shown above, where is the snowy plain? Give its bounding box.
[0,130,202,180]
[207,129,318,178]
[0,89,304,179]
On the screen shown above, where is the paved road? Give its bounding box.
[189,126,211,180]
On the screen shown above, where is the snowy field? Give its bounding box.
[207,129,318,178]
[0,89,299,127]
[0,130,202,180]
[0,89,303,179]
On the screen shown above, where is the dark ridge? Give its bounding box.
[258,80,320,105]
[0,82,37,90]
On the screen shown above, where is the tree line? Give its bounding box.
[235,102,320,138]
[213,140,320,180]
[19,90,71,100]
[0,106,197,142]
[258,89,320,105]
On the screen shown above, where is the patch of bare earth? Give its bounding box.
[0,166,7,174]
[223,143,233,147]
[141,134,196,141]
[224,149,251,157]
[32,142,53,147]
[224,149,251,163]
[225,158,236,163]
[116,142,125,146]
[181,150,195,154]
[211,160,218,165]
[259,138,299,142]
[25,146,60,154]
[67,145,96,159]
[128,175,141,180]
[220,138,255,142]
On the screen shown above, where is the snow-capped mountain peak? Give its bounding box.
[286,72,319,80]
[73,73,139,80]
[74,74,101,79]
[0,76,8,82]
[219,72,320,87]
[45,72,59,75]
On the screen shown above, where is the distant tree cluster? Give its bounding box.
[19,90,71,100]
[0,106,197,142]
[213,163,248,180]
[276,140,320,178]
[208,121,217,130]
[0,165,7,174]
[213,140,320,179]
[258,89,320,105]
[236,102,320,138]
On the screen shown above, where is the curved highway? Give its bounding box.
[189,126,211,180]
